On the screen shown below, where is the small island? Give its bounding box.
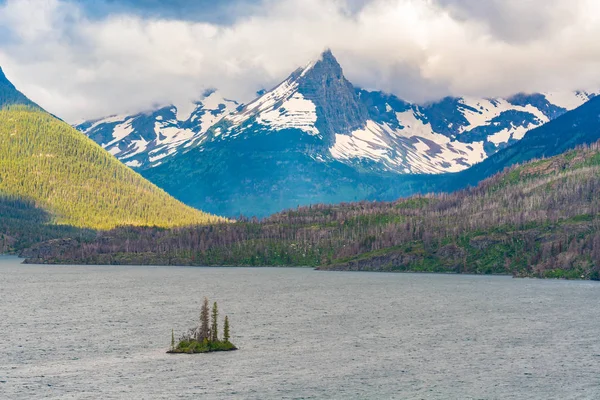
[168,297,237,354]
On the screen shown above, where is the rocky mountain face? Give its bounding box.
[79,51,598,216]
[211,49,369,147]
[297,50,368,139]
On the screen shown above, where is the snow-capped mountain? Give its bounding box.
[338,90,595,173]
[78,90,239,168]
[80,50,596,175]
[79,50,598,217]
[224,50,368,141]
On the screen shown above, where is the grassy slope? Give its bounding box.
[0,106,224,230]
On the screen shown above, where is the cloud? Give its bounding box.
[0,0,599,122]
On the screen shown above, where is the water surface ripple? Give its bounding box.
[0,256,599,399]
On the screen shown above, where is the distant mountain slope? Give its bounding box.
[79,51,596,217]
[81,51,595,175]
[455,95,600,189]
[78,90,240,169]
[0,70,224,230]
[24,141,600,280]
[142,129,401,217]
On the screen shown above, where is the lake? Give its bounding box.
[0,256,599,399]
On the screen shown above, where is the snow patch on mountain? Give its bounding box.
[543,91,595,110]
[328,88,597,174]
[330,121,394,164]
[173,101,197,122]
[197,91,239,133]
[106,120,134,147]
[149,148,177,163]
[153,123,196,147]
[390,109,488,171]
[229,79,298,126]
[125,160,141,168]
[108,146,121,156]
[256,92,318,135]
[395,111,442,141]
[226,60,320,136]
[79,90,239,169]
[459,98,548,132]
[330,112,487,174]
[83,114,129,134]
[488,128,513,145]
[123,137,149,159]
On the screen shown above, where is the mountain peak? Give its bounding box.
[226,49,367,141]
[320,48,339,65]
[299,49,342,78]
[296,49,368,139]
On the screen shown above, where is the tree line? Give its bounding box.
[20,142,600,279]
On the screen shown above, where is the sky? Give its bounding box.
[0,0,599,122]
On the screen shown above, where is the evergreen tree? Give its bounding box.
[198,297,210,341]
[211,302,219,342]
[171,328,175,351]
[223,316,230,343]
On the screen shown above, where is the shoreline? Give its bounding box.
[15,258,599,281]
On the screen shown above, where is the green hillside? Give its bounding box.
[23,142,600,280]
[0,106,224,230]
[0,195,94,252]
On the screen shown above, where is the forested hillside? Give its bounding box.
[0,106,224,231]
[0,195,93,253]
[23,142,600,280]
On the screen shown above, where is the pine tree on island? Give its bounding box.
[211,302,219,342]
[168,297,237,354]
[198,297,210,342]
[223,316,230,343]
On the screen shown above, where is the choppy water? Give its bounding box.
[0,256,599,399]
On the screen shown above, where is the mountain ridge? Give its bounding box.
[76,51,598,217]
[80,51,597,175]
